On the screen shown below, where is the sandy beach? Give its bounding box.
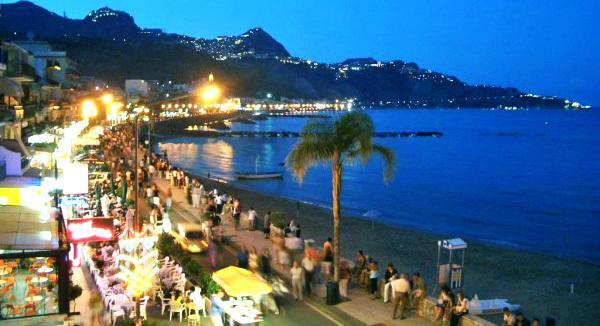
[168,171,598,325]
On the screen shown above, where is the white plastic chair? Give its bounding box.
[170,300,186,322]
[158,291,171,316]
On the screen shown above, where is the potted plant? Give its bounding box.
[68,284,82,311]
[269,211,286,236]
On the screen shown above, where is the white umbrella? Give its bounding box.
[363,210,382,218]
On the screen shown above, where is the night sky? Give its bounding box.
[22,0,600,105]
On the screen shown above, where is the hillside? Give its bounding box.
[0,1,568,108]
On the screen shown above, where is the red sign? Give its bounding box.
[66,218,114,243]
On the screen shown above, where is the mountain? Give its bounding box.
[0,1,571,108]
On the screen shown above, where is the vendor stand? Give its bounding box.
[212,266,272,325]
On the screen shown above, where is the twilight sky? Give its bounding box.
[24,0,600,105]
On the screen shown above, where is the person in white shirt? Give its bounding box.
[391,273,410,320]
[189,286,203,314]
[248,207,257,231]
[290,261,304,301]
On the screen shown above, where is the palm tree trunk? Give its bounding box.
[332,157,342,282]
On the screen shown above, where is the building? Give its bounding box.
[13,40,72,87]
[125,79,149,102]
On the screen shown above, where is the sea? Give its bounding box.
[156,109,600,263]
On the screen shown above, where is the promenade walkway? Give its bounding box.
[152,175,430,326]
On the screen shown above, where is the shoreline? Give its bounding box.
[160,157,599,325]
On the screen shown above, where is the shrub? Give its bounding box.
[200,272,219,295]
[270,211,286,229]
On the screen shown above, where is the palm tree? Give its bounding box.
[286,111,395,282]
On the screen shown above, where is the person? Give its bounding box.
[259,248,271,276]
[411,272,426,308]
[248,246,260,272]
[503,308,516,326]
[233,199,241,230]
[531,318,541,326]
[450,290,469,326]
[339,261,351,299]
[191,181,202,208]
[295,224,301,237]
[165,187,173,211]
[301,254,316,295]
[353,250,366,282]
[237,246,249,269]
[323,238,333,262]
[515,312,531,326]
[383,263,398,303]
[263,211,272,239]
[433,285,454,325]
[291,261,304,301]
[189,286,203,311]
[88,289,104,326]
[368,260,379,299]
[208,238,218,270]
[248,207,257,231]
[391,273,410,320]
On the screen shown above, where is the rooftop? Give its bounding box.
[0,205,58,251]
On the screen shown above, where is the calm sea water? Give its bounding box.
[157,109,600,262]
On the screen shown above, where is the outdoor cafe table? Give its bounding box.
[37,266,54,274]
[213,297,264,326]
[31,277,48,287]
[25,295,43,303]
[0,268,10,277]
[0,280,6,287]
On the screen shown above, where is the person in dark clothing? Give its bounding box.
[237,246,249,269]
[260,249,271,276]
[515,313,531,326]
[295,225,301,238]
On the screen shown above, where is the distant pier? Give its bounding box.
[156,130,443,138]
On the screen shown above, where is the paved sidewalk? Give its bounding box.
[152,175,430,326]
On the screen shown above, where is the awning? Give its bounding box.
[213,266,272,297]
[0,76,25,98]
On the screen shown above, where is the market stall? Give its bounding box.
[212,266,272,325]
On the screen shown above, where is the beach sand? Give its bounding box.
[178,173,599,325]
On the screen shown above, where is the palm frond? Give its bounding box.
[372,144,396,183]
[286,139,334,183]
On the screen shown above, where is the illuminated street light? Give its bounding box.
[81,100,98,119]
[102,93,113,105]
[201,85,220,102]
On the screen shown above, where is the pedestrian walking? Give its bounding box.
[391,273,410,320]
[301,254,316,295]
[291,261,304,301]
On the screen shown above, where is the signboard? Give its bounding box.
[66,217,114,243]
[62,162,88,195]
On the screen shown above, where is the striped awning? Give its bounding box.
[0,76,25,98]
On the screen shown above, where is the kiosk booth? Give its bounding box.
[436,238,467,289]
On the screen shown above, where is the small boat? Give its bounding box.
[235,171,283,180]
[236,155,283,180]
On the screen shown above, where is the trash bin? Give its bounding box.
[326,280,340,305]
